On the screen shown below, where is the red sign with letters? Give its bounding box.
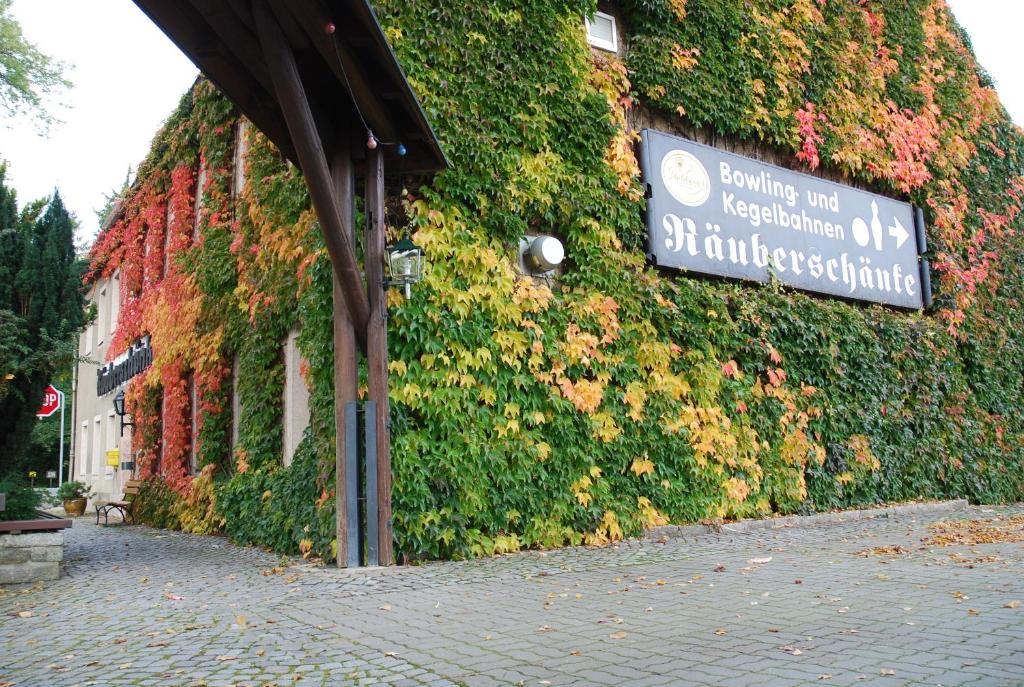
[36,385,61,418]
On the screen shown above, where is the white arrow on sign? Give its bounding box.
[888,216,910,249]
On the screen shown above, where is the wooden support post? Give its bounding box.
[251,0,370,349]
[330,142,358,568]
[364,146,393,566]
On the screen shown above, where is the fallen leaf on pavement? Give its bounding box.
[608,631,627,640]
[215,655,237,661]
[880,669,895,676]
[1004,600,1021,609]
[16,611,33,618]
[379,604,392,611]
[256,648,265,656]
[714,564,726,573]
[926,515,1024,546]
[163,592,184,601]
[749,557,773,565]
[854,545,909,557]
[780,645,803,655]
[235,614,247,628]
[714,629,727,636]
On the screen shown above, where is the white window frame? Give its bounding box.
[164,202,175,277]
[233,119,249,199]
[585,11,618,53]
[231,356,241,453]
[281,330,310,468]
[93,416,103,475]
[110,270,120,332]
[97,285,106,346]
[189,373,199,475]
[194,164,207,242]
[80,421,90,477]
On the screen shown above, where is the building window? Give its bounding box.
[194,164,207,242]
[157,392,166,475]
[110,270,120,333]
[106,409,117,469]
[233,119,248,199]
[80,421,90,477]
[585,11,618,52]
[281,330,309,467]
[188,372,198,475]
[97,285,106,346]
[231,356,240,456]
[164,202,174,278]
[93,416,102,475]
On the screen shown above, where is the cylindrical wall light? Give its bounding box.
[525,235,564,273]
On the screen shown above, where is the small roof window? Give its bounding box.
[585,11,618,53]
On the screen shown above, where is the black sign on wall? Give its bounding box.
[639,130,930,309]
[96,336,153,397]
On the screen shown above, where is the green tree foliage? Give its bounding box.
[0,0,70,130]
[0,164,83,476]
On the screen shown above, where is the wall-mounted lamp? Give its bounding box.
[522,235,565,275]
[386,235,425,298]
[112,389,134,437]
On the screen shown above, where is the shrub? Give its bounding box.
[0,478,42,521]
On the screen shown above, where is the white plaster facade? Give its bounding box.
[72,272,132,503]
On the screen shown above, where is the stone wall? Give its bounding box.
[0,531,63,584]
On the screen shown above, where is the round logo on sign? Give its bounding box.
[661,150,711,207]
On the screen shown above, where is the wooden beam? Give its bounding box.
[251,0,370,347]
[364,146,394,566]
[330,141,359,568]
[272,0,399,143]
[136,0,297,162]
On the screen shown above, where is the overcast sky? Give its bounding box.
[1,1,1022,247]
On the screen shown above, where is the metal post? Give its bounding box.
[364,400,379,567]
[344,401,360,568]
[57,388,65,487]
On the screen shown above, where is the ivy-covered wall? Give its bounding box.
[89,0,1024,562]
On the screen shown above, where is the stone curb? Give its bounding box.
[644,499,970,541]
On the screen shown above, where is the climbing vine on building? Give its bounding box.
[91,1,1024,562]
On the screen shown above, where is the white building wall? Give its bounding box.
[72,273,126,503]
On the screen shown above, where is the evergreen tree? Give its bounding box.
[0,163,84,476]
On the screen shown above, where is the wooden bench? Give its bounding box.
[95,480,143,526]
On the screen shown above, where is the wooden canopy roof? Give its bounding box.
[133,0,448,175]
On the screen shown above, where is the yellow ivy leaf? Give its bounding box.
[630,457,655,477]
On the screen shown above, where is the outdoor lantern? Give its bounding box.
[113,389,134,436]
[386,235,425,297]
[113,389,127,416]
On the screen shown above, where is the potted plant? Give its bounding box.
[55,481,93,517]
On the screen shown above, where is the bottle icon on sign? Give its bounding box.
[870,201,883,251]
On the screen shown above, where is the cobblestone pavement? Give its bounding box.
[2,504,1023,686]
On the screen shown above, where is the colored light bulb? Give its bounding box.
[367,134,378,150]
